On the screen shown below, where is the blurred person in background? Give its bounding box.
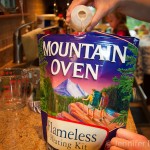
[106,10,130,36]
[138,24,149,38]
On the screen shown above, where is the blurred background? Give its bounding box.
[0,0,150,140]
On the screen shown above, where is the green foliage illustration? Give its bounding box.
[39,38,54,112]
[100,43,138,126]
[107,43,138,124]
[110,110,128,126]
[113,43,138,102]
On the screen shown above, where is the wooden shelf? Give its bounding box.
[0,44,13,52]
[0,13,29,19]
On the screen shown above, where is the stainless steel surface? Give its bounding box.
[133,78,147,102]
[13,21,35,64]
[28,100,41,113]
[19,0,25,24]
[13,23,59,64]
[138,85,147,100]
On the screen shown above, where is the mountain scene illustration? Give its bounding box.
[54,79,89,98]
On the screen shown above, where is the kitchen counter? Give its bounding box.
[126,109,137,133]
[0,60,34,69]
[0,61,137,149]
[0,105,136,150]
[0,106,46,150]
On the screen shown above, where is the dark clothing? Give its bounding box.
[101,96,109,108]
[113,24,130,36]
[90,91,101,107]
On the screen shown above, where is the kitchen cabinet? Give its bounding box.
[0,13,28,19]
[0,0,27,18]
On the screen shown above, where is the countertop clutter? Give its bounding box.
[0,105,136,150]
[0,106,46,150]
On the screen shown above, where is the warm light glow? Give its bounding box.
[67,2,70,6]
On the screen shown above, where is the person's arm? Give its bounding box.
[118,0,150,23]
[66,0,150,31]
[110,128,150,150]
[82,98,89,101]
[66,0,120,31]
[82,95,90,101]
